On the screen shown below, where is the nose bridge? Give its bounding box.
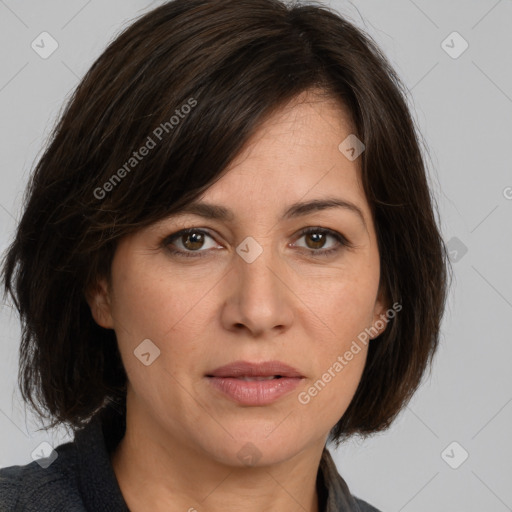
[236,234,282,301]
[224,234,293,334]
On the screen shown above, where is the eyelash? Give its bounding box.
[162,227,352,259]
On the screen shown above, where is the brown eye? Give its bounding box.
[293,227,350,257]
[164,228,219,258]
[181,231,206,251]
[304,231,328,250]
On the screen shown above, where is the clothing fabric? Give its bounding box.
[0,404,382,511]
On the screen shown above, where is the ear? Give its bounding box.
[85,277,114,329]
[369,281,390,340]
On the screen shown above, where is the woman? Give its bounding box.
[0,0,450,510]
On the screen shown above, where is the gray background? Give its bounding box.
[1,1,511,511]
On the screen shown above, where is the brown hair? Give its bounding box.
[1,0,451,444]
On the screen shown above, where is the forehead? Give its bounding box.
[196,91,368,219]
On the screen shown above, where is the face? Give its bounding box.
[88,90,388,467]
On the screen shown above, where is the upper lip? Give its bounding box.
[207,360,304,378]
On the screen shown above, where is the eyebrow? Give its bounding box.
[173,197,367,230]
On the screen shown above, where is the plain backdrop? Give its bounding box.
[0,1,511,511]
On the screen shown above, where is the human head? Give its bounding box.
[1,0,450,448]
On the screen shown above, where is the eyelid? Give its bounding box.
[162,228,221,255]
[293,226,353,249]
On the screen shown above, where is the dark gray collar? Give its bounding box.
[318,446,365,511]
[75,406,129,511]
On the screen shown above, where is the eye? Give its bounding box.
[163,228,220,258]
[292,227,351,257]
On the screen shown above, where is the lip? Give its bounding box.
[206,360,304,378]
[205,360,305,406]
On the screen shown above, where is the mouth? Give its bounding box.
[206,360,304,379]
[205,360,304,406]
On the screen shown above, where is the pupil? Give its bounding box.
[185,232,203,250]
[308,232,324,249]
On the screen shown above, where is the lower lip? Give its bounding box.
[206,376,303,405]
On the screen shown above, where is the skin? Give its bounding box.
[87,89,389,512]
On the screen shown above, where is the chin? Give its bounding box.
[205,431,308,469]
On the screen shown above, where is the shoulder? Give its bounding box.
[353,496,383,512]
[0,441,86,511]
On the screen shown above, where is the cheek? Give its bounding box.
[300,333,369,425]
[110,253,208,334]
[314,284,372,378]
[295,270,376,411]
[109,258,216,376]
[302,263,379,340]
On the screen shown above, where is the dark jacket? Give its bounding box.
[0,405,382,511]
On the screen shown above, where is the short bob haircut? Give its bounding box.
[2,0,451,446]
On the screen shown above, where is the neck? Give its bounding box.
[110,402,325,512]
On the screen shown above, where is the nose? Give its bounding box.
[220,240,295,338]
